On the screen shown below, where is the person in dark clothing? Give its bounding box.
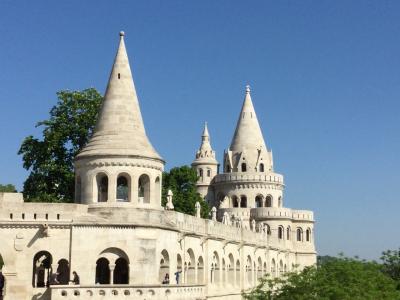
[174,270,182,284]
[49,272,60,285]
[0,271,5,300]
[70,271,80,285]
[162,273,169,284]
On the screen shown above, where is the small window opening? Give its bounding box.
[45,214,48,220]
[34,213,37,220]
[118,73,121,79]
[57,214,60,220]
[10,213,13,219]
[22,213,25,220]
[241,163,247,172]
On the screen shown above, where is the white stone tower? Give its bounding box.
[191,122,219,203]
[74,31,164,209]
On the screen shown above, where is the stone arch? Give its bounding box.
[255,195,263,208]
[159,250,170,284]
[265,195,272,207]
[246,255,252,286]
[176,254,183,284]
[197,256,204,284]
[232,195,239,208]
[95,257,110,284]
[240,195,247,208]
[297,228,303,242]
[32,251,52,287]
[235,260,240,287]
[57,259,70,284]
[211,251,220,285]
[228,254,235,286]
[116,173,131,202]
[138,174,151,204]
[271,258,276,277]
[96,173,109,202]
[185,248,196,284]
[154,176,161,203]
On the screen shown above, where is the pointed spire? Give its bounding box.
[76,31,162,161]
[229,85,267,152]
[192,122,217,164]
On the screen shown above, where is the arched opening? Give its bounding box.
[271,259,276,278]
[228,254,234,286]
[159,250,170,284]
[197,256,204,284]
[95,258,110,284]
[278,226,284,240]
[199,168,203,180]
[75,176,82,203]
[297,228,303,242]
[97,174,108,202]
[287,226,291,240]
[138,174,150,204]
[259,163,264,172]
[211,252,220,285]
[265,195,272,207]
[265,224,271,235]
[226,164,231,173]
[278,196,282,207]
[306,228,311,242]
[257,257,262,280]
[241,163,247,172]
[116,174,130,202]
[154,177,161,203]
[185,249,196,284]
[263,262,267,276]
[57,259,70,284]
[207,169,211,177]
[240,196,247,208]
[32,251,52,287]
[246,256,252,286]
[279,260,284,276]
[222,259,226,286]
[176,254,182,284]
[114,258,129,284]
[235,260,240,287]
[232,195,239,208]
[255,195,263,208]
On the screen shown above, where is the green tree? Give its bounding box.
[245,256,400,300]
[162,166,210,218]
[381,248,400,288]
[0,184,17,192]
[18,89,102,203]
[0,254,3,270]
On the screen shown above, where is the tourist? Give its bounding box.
[49,272,60,285]
[174,270,182,284]
[162,273,169,284]
[71,271,80,285]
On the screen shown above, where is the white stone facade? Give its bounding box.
[0,32,316,300]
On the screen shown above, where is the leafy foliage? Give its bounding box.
[0,184,17,193]
[381,248,400,287]
[18,89,102,202]
[244,254,400,300]
[162,166,210,218]
[0,255,3,269]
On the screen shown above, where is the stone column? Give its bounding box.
[109,264,115,284]
[108,174,117,203]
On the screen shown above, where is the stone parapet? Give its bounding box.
[250,208,314,222]
[213,172,284,185]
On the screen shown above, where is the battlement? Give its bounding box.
[250,208,314,222]
[213,172,284,185]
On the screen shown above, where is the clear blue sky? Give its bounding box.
[0,1,399,260]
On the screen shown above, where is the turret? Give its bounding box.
[191,122,218,203]
[74,32,164,209]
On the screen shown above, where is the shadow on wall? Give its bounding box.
[31,288,51,300]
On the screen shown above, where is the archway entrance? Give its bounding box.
[96,258,110,284]
[32,251,52,287]
[114,258,129,284]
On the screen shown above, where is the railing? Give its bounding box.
[50,284,206,300]
[213,172,284,185]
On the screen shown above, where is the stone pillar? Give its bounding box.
[109,264,115,284]
[108,174,117,203]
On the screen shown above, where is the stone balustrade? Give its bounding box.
[250,207,314,222]
[213,172,284,185]
[50,284,206,300]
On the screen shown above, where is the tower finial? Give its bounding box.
[246,85,251,94]
[119,31,125,37]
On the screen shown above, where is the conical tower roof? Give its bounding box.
[230,85,267,152]
[76,31,162,161]
[192,122,218,165]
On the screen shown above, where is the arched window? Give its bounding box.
[278,226,284,239]
[114,258,129,284]
[297,228,303,242]
[186,249,196,284]
[306,228,311,242]
[199,168,203,178]
[255,195,263,208]
[271,259,276,277]
[232,196,239,208]
[241,163,247,172]
[226,165,231,173]
[197,256,204,284]
[154,177,161,203]
[116,175,129,201]
[265,195,272,207]
[57,259,70,284]
[97,174,108,202]
[95,258,110,284]
[207,169,211,177]
[240,196,247,208]
[259,163,264,172]
[138,174,150,204]
[32,251,52,287]
[287,226,291,240]
[278,196,282,207]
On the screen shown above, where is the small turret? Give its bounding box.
[191,122,218,203]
